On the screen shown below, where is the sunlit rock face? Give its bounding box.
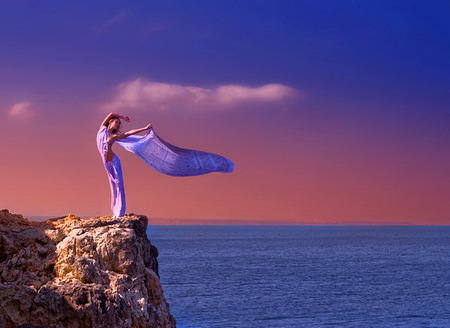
[0,209,176,328]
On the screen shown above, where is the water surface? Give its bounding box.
[147,225,450,328]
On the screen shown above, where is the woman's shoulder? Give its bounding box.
[97,125,108,137]
[96,126,109,143]
[97,125,107,133]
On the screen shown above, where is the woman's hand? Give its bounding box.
[122,115,131,122]
[146,123,153,130]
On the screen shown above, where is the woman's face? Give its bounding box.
[108,118,121,131]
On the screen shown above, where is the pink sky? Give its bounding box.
[2,81,449,225]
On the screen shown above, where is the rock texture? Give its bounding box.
[0,209,176,328]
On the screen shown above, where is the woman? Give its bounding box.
[97,112,234,217]
[97,112,152,217]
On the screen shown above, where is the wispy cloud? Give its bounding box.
[7,101,35,119]
[95,10,130,35]
[142,25,166,38]
[103,78,302,112]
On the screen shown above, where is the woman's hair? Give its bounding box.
[107,116,121,134]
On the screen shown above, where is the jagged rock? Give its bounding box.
[0,209,176,328]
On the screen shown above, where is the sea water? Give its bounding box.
[147,225,450,328]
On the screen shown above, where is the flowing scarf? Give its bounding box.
[113,128,234,177]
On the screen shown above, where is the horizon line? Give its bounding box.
[22,215,449,226]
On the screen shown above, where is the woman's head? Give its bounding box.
[107,116,121,134]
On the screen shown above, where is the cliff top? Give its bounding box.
[0,209,176,328]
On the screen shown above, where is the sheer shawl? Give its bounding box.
[114,128,234,177]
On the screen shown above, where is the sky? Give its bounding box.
[1,1,449,224]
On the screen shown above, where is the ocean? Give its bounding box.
[147,225,450,328]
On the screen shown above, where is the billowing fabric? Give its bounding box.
[97,126,126,217]
[116,129,234,177]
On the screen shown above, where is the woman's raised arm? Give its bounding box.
[116,124,153,140]
[100,112,131,129]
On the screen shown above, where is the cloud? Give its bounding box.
[103,78,302,112]
[95,10,130,34]
[142,25,166,38]
[7,101,35,119]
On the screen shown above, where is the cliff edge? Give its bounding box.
[0,209,176,328]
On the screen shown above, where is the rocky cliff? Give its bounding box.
[0,209,176,328]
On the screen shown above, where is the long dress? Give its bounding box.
[97,126,234,216]
[97,126,126,217]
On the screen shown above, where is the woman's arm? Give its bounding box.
[114,124,153,140]
[100,112,131,129]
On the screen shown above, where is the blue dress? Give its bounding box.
[97,126,126,217]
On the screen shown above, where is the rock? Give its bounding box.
[0,210,176,328]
